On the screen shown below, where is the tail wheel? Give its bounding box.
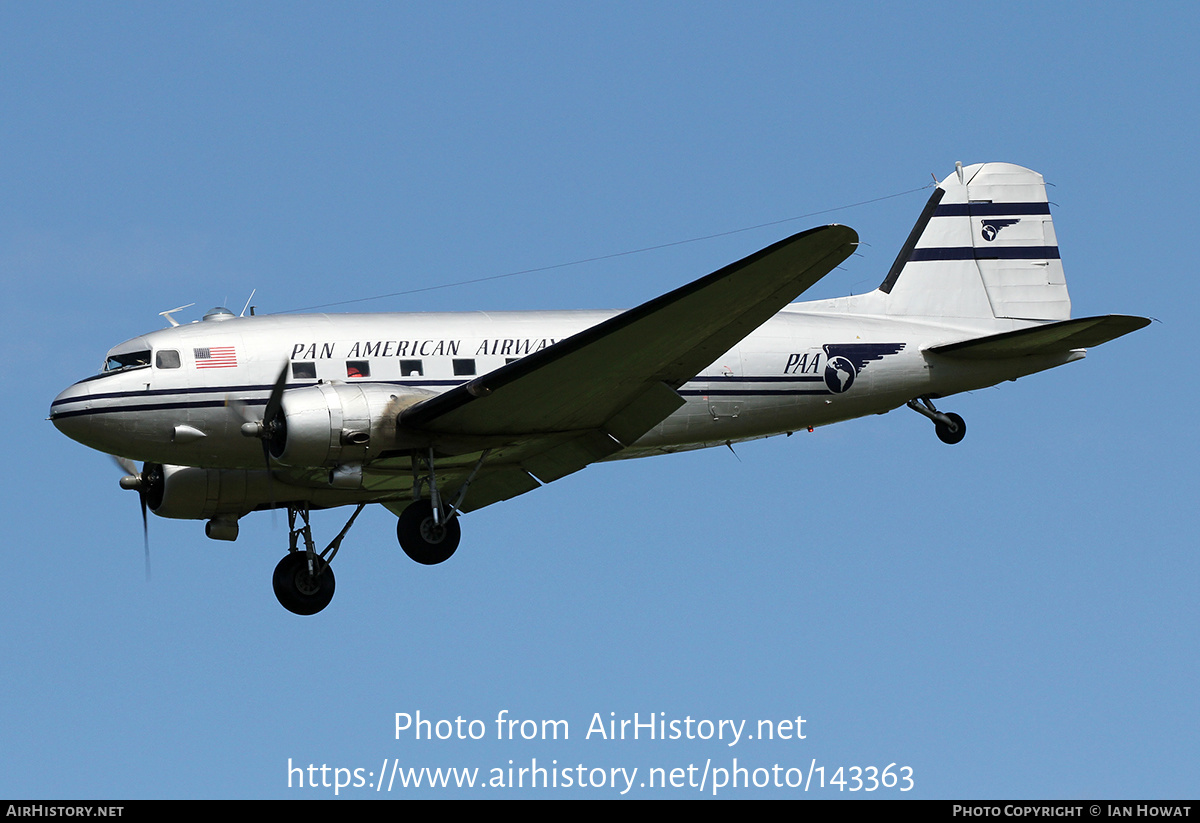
[935,412,966,445]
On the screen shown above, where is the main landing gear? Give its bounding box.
[907,397,966,445]
[271,449,486,614]
[396,500,461,565]
[393,447,488,566]
[272,503,365,615]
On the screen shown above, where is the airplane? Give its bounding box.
[49,162,1149,615]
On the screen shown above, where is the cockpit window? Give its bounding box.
[155,350,181,369]
[104,350,152,372]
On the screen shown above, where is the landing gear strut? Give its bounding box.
[907,397,966,445]
[395,448,489,566]
[272,503,365,615]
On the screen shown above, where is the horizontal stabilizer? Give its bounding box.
[928,315,1150,359]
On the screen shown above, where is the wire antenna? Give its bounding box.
[280,183,933,314]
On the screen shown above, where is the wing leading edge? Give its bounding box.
[403,225,858,439]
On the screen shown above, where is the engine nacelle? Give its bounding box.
[268,382,436,468]
[147,462,395,521]
[149,464,272,520]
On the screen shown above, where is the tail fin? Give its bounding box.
[880,162,1070,321]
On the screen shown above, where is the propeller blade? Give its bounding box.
[262,363,290,424]
[112,454,138,477]
[225,364,288,520]
[225,396,256,426]
[111,455,153,582]
[229,363,289,443]
[140,492,151,582]
[262,364,290,516]
[261,436,277,514]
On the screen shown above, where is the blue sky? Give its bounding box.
[2,2,1196,798]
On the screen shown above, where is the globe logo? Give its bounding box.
[824,356,856,393]
[980,218,1019,242]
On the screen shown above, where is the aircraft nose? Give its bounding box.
[49,380,93,444]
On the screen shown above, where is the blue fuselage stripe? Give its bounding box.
[52,377,836,420]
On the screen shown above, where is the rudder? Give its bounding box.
[880,162,1071,321]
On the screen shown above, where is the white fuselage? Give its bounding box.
[51,293,1074,476]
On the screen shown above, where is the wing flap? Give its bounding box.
[604,381,687,446]
[456,467,542,512]
[521,430,622,484]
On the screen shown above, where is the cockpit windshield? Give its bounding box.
[103,350,152,372]
[101,336,154,373]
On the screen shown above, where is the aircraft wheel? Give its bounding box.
[935,412,966,445]
[396,500,461,565]
[272,552,335,615]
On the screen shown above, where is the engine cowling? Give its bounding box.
[146,461,399,520]
[148,464,271,520]
[266,382,436,468]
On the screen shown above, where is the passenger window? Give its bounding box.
[292,362,316,379]
[155,350,181,369]
[346,361,370,378]
[400,359,424,377]
[453,359,476,376]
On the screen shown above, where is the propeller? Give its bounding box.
[232,365,288,451]
[229,363,290,509]
[114,457,162,581]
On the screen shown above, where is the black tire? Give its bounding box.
[396,500,461,565]
[935,412,966,445]
[272,552,336,615]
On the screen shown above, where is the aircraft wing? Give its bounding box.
[397,225,857,491]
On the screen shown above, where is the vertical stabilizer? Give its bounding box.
[880,163,1071,321]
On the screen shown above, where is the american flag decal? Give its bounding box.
[194,346,238,369]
